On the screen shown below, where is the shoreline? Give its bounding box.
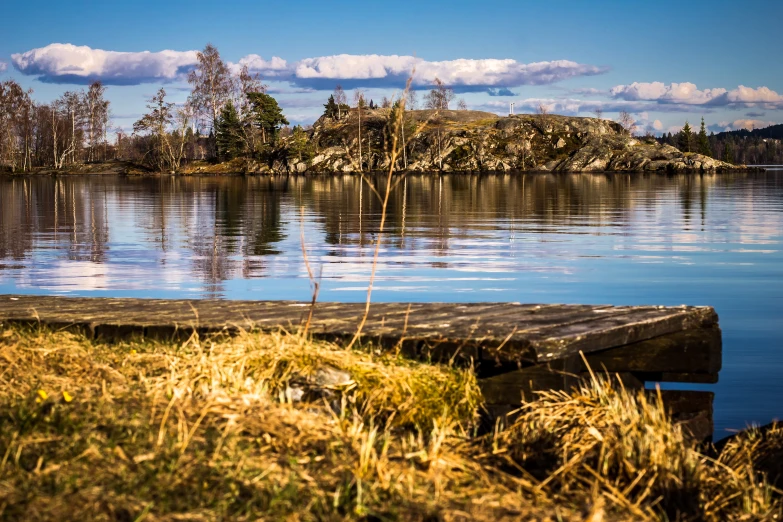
[0,159,765,178]
[0,112,765,177]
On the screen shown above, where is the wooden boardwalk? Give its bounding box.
[0,295,721,439]
[0,295,717,364]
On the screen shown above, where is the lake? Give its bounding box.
[1,170,781,436]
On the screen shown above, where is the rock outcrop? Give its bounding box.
[275,109,746,174]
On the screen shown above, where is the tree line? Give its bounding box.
[0,44,295,173]
[0,79,110,172]
[658,118,783,165]
[130,44,292,172]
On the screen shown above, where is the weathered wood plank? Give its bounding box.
[656,390,714,442]
[478,356,581,404]
[0,295,719,365]
[583,327,722,375]
[522,306,719,361]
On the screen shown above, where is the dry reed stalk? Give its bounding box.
[300,205,321,337]
[347,73,435,350]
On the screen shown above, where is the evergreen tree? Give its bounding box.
[215,101,244,161]
[723,142,734,164]
[697,117,711,156]
[207,129,216,158]
[247,92,289,145]
[289,125,313,163]
[678,121,693,152]
[323,95,338,119]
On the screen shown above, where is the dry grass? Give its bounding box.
[488,378,781,520]
[0,325,780,521]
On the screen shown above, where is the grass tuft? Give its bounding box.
[0,325,780,521]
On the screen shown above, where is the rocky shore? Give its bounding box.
[274,110,746,174]
[3,111,754,177]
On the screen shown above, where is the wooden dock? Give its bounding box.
[0,295,721,440]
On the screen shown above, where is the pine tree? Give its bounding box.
[247,92,289,145]
[289,125,313,163]
[215,101,244,161]
[323,95,338,119]
[697,117,711,156]
[678,121,693,152]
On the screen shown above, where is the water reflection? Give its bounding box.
[1,172,782,296]
[1,172,782,435]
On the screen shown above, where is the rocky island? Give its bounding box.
[264,109,744,175]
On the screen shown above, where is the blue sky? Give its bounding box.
[2,0,782,134]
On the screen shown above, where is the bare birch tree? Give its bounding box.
[187,44,232,136]
[234,64,267,156]
[0,80,32,171]
[406,89,418,111]
[334,85,347,120]
[424,78,454,110]
[85,81,107,162]
[536,102,551,130]
[424,78,454,169]
[619,111,636,135]
[49,91,83,169]
[133,88,188,172]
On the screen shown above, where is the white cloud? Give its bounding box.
[726,86,783,104]
[288,55,608,91]
[632,115,664,136]
[709,119,779,133]
[568,87,606,96]
[724,119,777,131]
[0,61,6,73]
[12,43,608,90]
[610,82,724,104]
[233,54,289,77]
[12,43,199,85]
[294,54,415,81]
[476,97,698,116]
[610,81,783,108]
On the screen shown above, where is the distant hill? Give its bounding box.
[713,124,783,141]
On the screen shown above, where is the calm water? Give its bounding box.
[1,171,782,436]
